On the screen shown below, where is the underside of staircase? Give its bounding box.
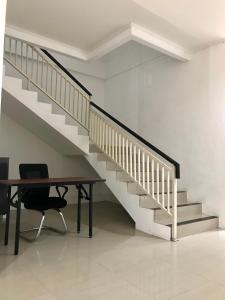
[1,35,219,240]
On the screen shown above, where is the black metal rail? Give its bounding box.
[40,49,92,97]
[90,101,180,178]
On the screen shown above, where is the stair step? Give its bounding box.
[89,143,102,153]
[3,76,22,90]
[140,191,188,208]
[116,170,165,182]
[160,215,218,238]
[105,161,167,175]
[62,124,78,138]
[37,102,52,114]
[127,181,173,194]
[106,161,123,171]
[154,203,202,222]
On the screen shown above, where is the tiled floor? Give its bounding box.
[0,201,225,300]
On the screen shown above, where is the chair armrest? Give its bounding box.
[55,185,68,199]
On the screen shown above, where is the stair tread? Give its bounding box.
[131,190,186,196]
[152,202,201,210]
[160,215,218,227]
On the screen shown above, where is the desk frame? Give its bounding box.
[0,177,105,255]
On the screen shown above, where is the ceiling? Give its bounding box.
[5,0,225,60]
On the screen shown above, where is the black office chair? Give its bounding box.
[19,164,68,241]
[0,158,10,245]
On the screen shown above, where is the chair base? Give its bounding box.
[20,209,67,242]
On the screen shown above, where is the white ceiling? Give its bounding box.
[5,0,225,60]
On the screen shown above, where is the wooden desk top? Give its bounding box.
[0,177,106,187]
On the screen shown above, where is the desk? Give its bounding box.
[0,177,106,255]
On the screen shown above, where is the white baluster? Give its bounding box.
[156,163,159,203]
[122,137,125,169]
[68,84,71,113]
[59,75,63,105]
[15,39,17,65]
[134,145,137,181]
[41,57,44,89]
[147,155,150,193]
[138,148,141,184]
[142,152,145,189]
[167,171,170,213]
[126,139,129,173]
[94,113,98,144]
[109,126,112,158]
[97,116,100,147]
[151,159,155,198]
[118,134,121,166]
[112,128,115,160]
[30,48,34,85]
[20,41,23,71]
[99,118,102,149]
[105,124,108,155]
[161,167,165,208]
[172,179,178,241]
[129,142,133,177]
[26,44,28,75]
[46,63,49,93]
[102,121,105,151]
[55,72,58,101]
[115,132,118,163]
[64,79,67,109]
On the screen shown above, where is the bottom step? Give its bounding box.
[166,215,219,239]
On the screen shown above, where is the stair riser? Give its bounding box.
[116,170,165,182]
[176,218,218,238]
[106,161,170,177]
[154,204,202,222]
[97,152,170,168]
[98,152,155,162]
[89,144,102,153]
[106,161,123,171]
[128,182,173,195]
[3,77,22,90]
[140,192,188,209]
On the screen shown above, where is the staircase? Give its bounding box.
[2,35,219,240]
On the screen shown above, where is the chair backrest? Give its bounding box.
[19,164,50,201]
[0,158,9,215]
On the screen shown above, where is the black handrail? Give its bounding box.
[90,101,180,178]
[40,49,92,97]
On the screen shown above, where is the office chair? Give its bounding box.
[19,164,68,241]
[0,158,10,245]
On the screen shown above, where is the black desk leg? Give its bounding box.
[15,188,21,255]
[89,184,93,238]
[4,186,11,246]
[77,186,81,233]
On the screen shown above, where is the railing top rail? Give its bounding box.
[40,49,92,97]
[90,101,180,178]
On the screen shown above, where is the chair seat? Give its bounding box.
[23,197,67,211]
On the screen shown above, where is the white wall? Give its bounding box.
[0,0,7,112]
[104,41,162,131]
[104,41,225,227]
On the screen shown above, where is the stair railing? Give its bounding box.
[3,35,91,130]
[89,104,178,240]
[3,34,179,240]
